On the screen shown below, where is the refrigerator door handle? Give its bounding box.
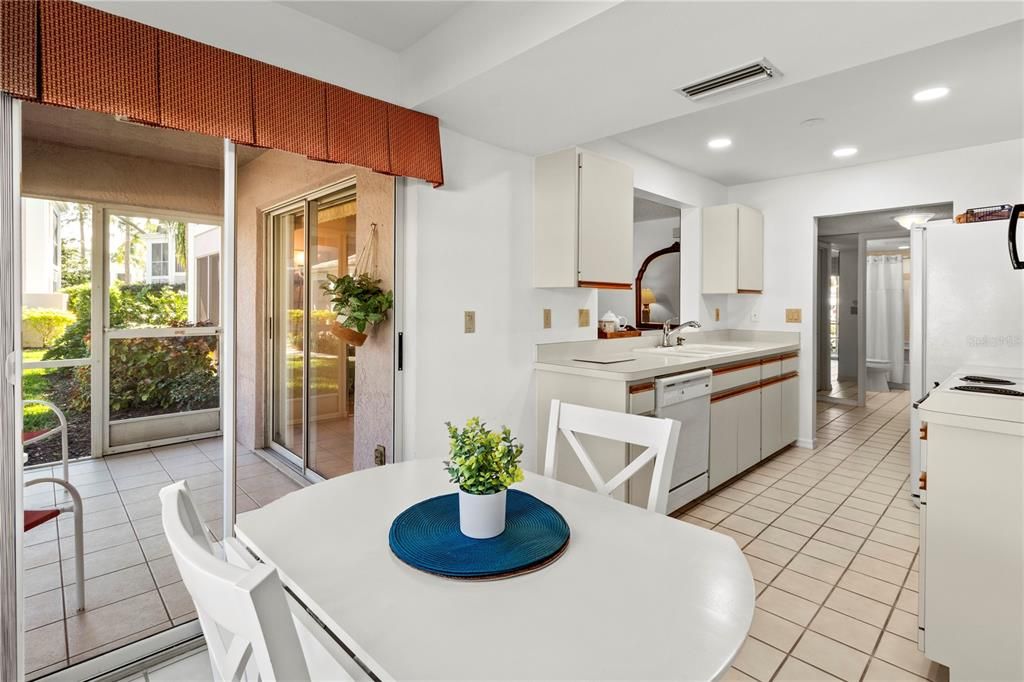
[1010,204,1024,270]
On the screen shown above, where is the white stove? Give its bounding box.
[921,367,1024,427]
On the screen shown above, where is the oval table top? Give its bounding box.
[235,459,754,681]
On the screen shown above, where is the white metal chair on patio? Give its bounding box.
[23,399,85,612]
[160,481,355,681]
[544,399,681,514]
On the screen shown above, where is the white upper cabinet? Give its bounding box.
[534,148,634,288]
[702,204,764,294]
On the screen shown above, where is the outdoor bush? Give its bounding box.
[22,308,76,348]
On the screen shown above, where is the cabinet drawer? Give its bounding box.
[760,359,781,380]
[781,354,799,374]
[629,384,656,414]
[712,362,761,393]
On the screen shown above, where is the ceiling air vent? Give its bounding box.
[677,59,780,100]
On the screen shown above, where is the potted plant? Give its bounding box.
[321,272,394,347]
[444,418,525,539]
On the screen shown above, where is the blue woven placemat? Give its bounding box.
[389,489,570,579]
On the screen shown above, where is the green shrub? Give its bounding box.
[23,308,76,348]
[444,418,525,495]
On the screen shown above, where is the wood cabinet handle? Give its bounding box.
[919,424,928,441]
[919,472,927,491]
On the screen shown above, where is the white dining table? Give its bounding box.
[235,459,754,681]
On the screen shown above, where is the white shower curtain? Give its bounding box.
[865,255,905,384]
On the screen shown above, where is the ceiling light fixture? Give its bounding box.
[708,137,732,149]
[894,213,935,229]
[832,146,858,158]
[913,86,950,102]
[899,245,910,250]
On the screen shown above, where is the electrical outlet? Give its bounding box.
[464,310,475,333]
[714,307,721,322]
[578,309,590,327]
[543,308,552,329]
[785,308,802,323]
[750,311,760,322]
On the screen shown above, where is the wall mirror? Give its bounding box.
[598,193,681,329]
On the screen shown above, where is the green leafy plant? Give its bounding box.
[22,308,76,348]
[444,417,525,495]
[321,272,393,334]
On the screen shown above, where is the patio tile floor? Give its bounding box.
[22,439,307,679]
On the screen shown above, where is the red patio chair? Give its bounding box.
[23,400,85,612]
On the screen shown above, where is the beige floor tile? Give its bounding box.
[869,527,919,553]
[745,538,797,566]
[735,504,781,525]
[774,656,842,681]
[158,581,196,619]
[58,522,137,556]
[772,569,832,603]
[732,636,786,681]
[874,632,943,680]
[759,526,808,551]
[719,514,768,537]
[24,540,60,570]
[859,539,916,568]
[747,495,791,513]
[689,504,730,524]
[25,562,62,597]
[885,607,919,641]
[895,588,918,615]
[680,514,715,529]
[801,539,855,567]
[62,540,146,583]
[813,526,864,552]
[757,586,819,627]
[25,588,64,630]
[25,621,66,673]
[761,487,801,504]
[839,570,900,605]
[66,590,170,656]
[784,505,830,526]
[65,563,156,612]
[746,554,783,584]
[772,514,821,538]
[876,516,919,539]
[823,515,874,538]
[810,607,882,654]
[825,587,891,627]
[749,607,803,653]
[788,553,844,584]
[904,570,919,592]
[703,495,744,513]
[714,526,755,549]
[850,554,909,586]
[792,630,870,681]
[863,657,930,681]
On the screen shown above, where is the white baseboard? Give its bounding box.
[797,438,815,449]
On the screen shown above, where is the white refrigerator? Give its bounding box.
[909,214,1024,505]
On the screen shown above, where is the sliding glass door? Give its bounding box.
[267,184,357,480]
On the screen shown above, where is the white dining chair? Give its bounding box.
[160,481,355,681]
[544,399,681,514]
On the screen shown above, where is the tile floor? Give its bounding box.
[22,438,305,679]
[817,359,859,401]
[677,390,947,682]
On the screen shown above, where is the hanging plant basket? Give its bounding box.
[331,321,367,347]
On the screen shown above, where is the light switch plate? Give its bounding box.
[785,308,802,323]
[464,310,475,333]
[578,309,590,327]
[714,307,721,322]
[543,308,552,329]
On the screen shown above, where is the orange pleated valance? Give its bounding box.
[0,0,444,186]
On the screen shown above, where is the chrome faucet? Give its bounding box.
[662,318,702,347]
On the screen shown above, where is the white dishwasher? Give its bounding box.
[656,369,712,512]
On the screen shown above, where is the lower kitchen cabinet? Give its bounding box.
[709,387,761,488]
[761,380,782,458]
[781,374,799,445]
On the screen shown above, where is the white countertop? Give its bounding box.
[535,331,800,381]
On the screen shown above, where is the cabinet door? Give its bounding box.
[761,382,782,458]
[735,389,762,472]
[737,205,764,291]
[709,397,739,488]
[701,205,739,294]
[781,375,799,446]
[578,151,633,286]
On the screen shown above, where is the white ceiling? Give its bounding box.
[613,21,1024,185]
[279,1,467,51]
[634,196,680,223]
[818,202,953,236]
[866,237,910,252]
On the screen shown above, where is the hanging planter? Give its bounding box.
[321,223,393,347]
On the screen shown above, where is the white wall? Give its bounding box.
[403,131,729,470]
[726,138,1024,446]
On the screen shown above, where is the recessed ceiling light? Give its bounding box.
[913,86,950,102]
[898,245,910,250]
[708,137,732,149]
[832,146,858,158]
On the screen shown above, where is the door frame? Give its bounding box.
[262,177,359,481]
[857,229,909,406]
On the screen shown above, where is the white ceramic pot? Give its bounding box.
[458,488,507,539]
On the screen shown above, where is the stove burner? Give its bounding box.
[951,385,1024,397]
[960,375,1015,385]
